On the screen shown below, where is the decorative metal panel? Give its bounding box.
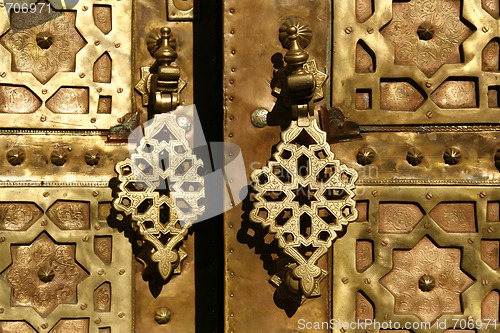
[332,0,500,125]
[0,188,132,333]
[333,186,500,332]
[0,0,132,130]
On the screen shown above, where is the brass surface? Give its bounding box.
[333,186,500,332]
[0,0,133,130]
[333,0,500,125]
[224,0,332,330]
[0,188,133,332]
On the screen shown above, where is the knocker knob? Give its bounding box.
[151,27,178,66]
[283,27,309,67]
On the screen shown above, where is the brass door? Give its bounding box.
[224,0,500,332]
[0,0,214,332]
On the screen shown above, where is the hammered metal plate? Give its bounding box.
[0,0,132,130]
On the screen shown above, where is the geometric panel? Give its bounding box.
[356,240,373,273]
[45,87,89,114]
[429,202,476,232]
[94,282,111,312]
[0,85,41,114]
[380,80,425,111]
[355,0,374,23]
[380,236,473,323]
[46,200,90,230]
[50,319,89,333]
[482,290,499,320]
[94,236,112,265]
[431,79,478,109]
[93,5,112,35]
[379,202,424,233]
[0,9,86,84]
[355,291,374,320]
[481,240,499,269]
[93,53,112,83]
[356,40,375,73]
[487,201,500,222]
[482,39,500,72]
[1,233,89,317]
[0,321,37,333]
[0,202,43,231]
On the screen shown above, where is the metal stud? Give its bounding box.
[357,147,375,165]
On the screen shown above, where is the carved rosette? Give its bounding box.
[250,120,358,297]
[114,113,205,280]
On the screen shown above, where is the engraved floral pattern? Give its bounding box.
[381,0,473,76]
[2,233,88,317]
[380,236,473,323]
[0,203,43,231]
[0,6,86,84]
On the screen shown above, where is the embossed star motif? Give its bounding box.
[0,6,86,84]
[380,236,473,323]
[1,233,88,317]
[381,0,474,76]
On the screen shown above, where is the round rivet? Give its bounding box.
[115,43,121,48]
[117,88,123,93]
[231,68,236,72]
[94,318,101,324]
[43,192,49,197]
[480,192,487,198]
[97,268,104,275]
[418,275,435,291]
[40,115,47,122]
[229,249,234,253]
[345,27,353,34]
[82,5,88,11]
[424,222,430,229]
[0,307,4,313]
[229,96,234,101]
[97,87,103,93]
[483,279,490,286]
[231,50,236,55]
[357,147,375,165]
[94,40,100,46]
[50,149,67,166]
[0,72,6,78]
[41,220,47,226]
[366,227,372,233]
[483,26,489,33]
[118,312,125,318]
[155,307,171,324]
[229,79,234,84]
[229,8,234,13]
[407,147,423,166]
[79,73,85,78]
[468,238,474,244]
[426,111,433,118]
[381,240,388,246]
[36,31,53,49]
[7,148,25,166]
[367,27,374,34]
[85,150,100,166]
[41,323,48,329]
[90,117,96,123]
[372,190,378,197]
[341,277,349,284]
[80,303,87,310]
[94,223,101,230]
[426,193,433,199]
[176,116,191,131]
[364,278,371,284]
[228,133,234,138]
[42,89,48,94]
[488,227,495,233]
[425,82,432,88]
[93,190,99,197]
[230,293,234,297]
[119,269,125,275]
[230,30,235,34]
[0,236,6,243]
[229,224,233,228]
[230,313,234,317]
[444,147,461,165]
[230,272,234,277]
[82,235,89,242]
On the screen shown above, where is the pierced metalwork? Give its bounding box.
[113,113,204,280]
[114,27,203,281]
[250,17,358,298]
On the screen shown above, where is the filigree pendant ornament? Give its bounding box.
[250,17,358,298]
[114,113,204,280]
[114,27,204,281]
[250,120,358,297]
